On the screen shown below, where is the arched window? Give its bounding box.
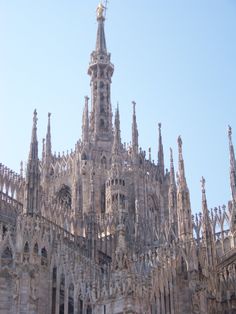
[81,152,87,161]
[101,183,106,215]
[101,156,107,169]
[41,247,47,258]
[41,247,48,266]
[56,185,72,209]
[24,242,30,253]
[2,225,7,238]
[33,243,38,254]
[2,247,12,259]
[1,246,13,267]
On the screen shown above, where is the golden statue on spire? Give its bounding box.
[97,2,105,19]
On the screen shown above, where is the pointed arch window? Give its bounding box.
[2,247,12,259]
[41,247,48,266]
[1,246,13,267]
[24,242,30,253]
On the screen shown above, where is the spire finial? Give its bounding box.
[25,109,40,214]
[29,109,38,160]
[170,147,173,163]
[97,2,105,20]
[178,135,183,154]
[132,100,136,113]
[201,176,208,212]
[33,109,37,127]
[177,135,187,189]
[85,95,89,103]
[201,176,206,193]
[229,125,233,144]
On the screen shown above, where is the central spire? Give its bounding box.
[96,3,107,53]
[88,3,114,144]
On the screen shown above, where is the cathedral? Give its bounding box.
[1,3,236,314]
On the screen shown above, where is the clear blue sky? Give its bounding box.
[0,0,236,213]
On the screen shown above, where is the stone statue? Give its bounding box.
[97,3,104,19]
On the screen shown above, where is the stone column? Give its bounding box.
[74,287,78,314]
[156,289,161,314]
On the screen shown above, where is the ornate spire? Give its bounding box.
[25,110,40,215]
[177,136,187,189]
[82,96,89,143]
[170,148,176,188]
[132,101,139,157]
[176,136,192,240]
[29,109,38,160]
[201,177,214,267]
[158,123,164,179]
[228,126,236,203]
[96,2,107,52]
[88,4,114,143]
[46,113,52,160]
[112,105,121,155]
[201,176,208,213]
[42,138,45,162]
[111,105,122,174]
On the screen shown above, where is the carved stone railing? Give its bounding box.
[0,163,24,198]
[0,191,23,224]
